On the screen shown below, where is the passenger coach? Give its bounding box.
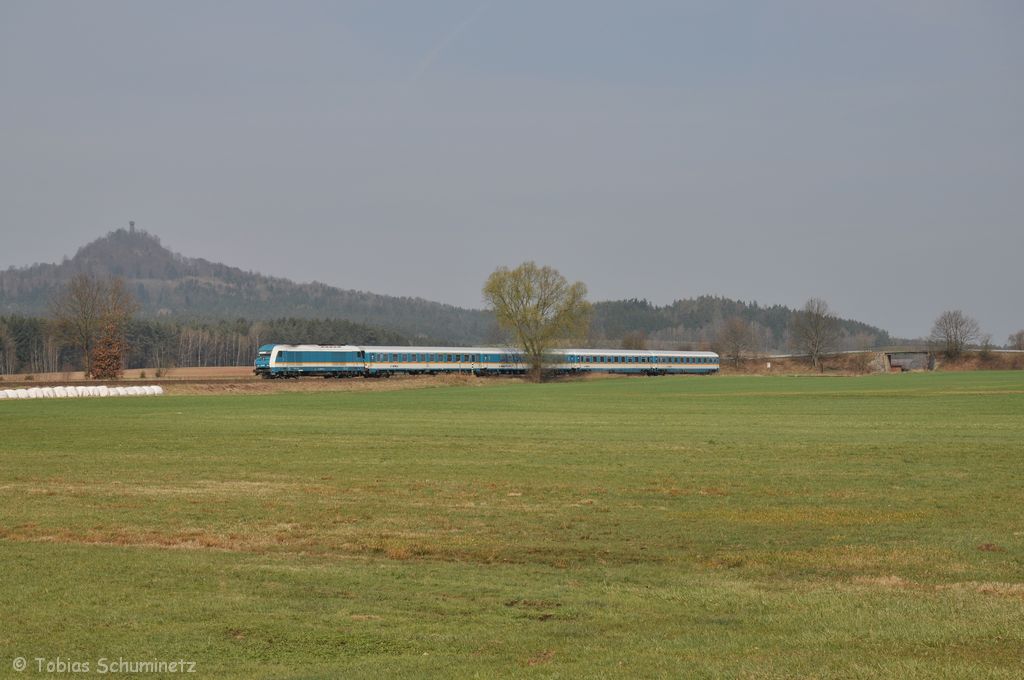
[254,344,719,378]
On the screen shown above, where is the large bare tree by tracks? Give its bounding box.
[51,274,137,376]
[717,316,754,366]
[788,298,840,372]
[1009,330,1024,351]
[930,309,980,359]
[483,262,591,381]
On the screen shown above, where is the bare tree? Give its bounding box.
[620,331,647,350]
[717,316,753,366]
[930,310,980,359]
[1009,330,1024,351]
[51,274,105,374]
[483,262,591,380]
[789,298,840,371]
[0,322,16,374]
[51,274,137,374]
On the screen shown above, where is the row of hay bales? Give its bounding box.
[0,385,165,399]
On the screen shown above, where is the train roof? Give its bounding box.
[268,344,362,351]
[355,346,513,354]
[264,343,717,357]
[562,348,719,357]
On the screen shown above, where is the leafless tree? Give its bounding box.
[1009,330,1024,351]
[789,298,841,371]
[483,262,591,380]
[929,309,980,358]
[51,274,137,374]
[0,322,16,374]
[717,316,753,366]
[620,331,647,350]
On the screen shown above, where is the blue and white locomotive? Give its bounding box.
[254,344,719,378]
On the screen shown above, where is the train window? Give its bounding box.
[447,354,453,362]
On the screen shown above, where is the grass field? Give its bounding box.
[2,372,1023,678]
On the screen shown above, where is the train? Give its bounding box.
[254,344,719,378]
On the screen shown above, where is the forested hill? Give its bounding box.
[0,229,493,344]
[591,297,891,352]
[1,228,892,351]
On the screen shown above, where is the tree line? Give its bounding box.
[0,274,411,376]
[4,268,1018,379]
[482,264,1023,380]
[717,301,1022,369]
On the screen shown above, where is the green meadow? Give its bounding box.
[1,372,1023,678]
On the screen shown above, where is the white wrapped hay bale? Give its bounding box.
[0,383,164,400]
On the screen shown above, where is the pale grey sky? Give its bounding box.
[2,1,1021,340]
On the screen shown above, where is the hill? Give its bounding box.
[591,297,891,352]
[0,228,493,344]
[1,228,892,352]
